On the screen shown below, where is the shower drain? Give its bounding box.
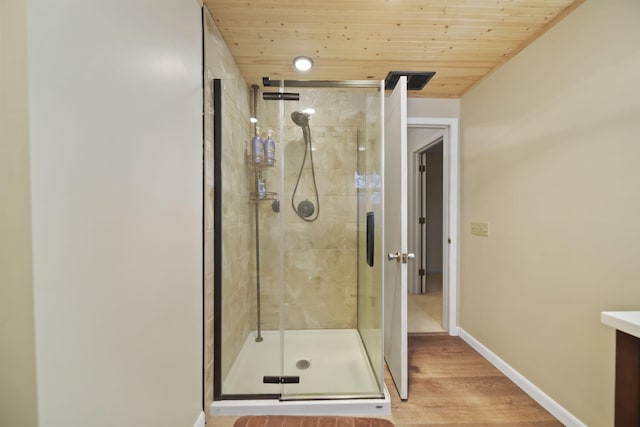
[296,359,311,370]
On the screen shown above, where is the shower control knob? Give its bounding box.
[387,252,401,262]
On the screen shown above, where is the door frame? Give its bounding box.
[407,117,459,335]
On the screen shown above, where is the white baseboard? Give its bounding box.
[457,328,586,427]
[193,411,205,427]
[448,324,459,336]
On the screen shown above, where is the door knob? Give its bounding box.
[402,253,415,263]
[387,252,400,262]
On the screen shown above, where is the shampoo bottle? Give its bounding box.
[264,130,276,166]
[251,126,264,164]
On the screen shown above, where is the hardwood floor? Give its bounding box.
[387,334,563,426]
[208,334,562,426]
[408,273,445,333]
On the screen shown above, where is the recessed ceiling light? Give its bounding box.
[293,56,313,72]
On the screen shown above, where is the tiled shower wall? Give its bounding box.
[203,6,253,407]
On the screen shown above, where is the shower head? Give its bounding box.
[291,111,309,128]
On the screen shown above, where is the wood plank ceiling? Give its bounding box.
[203,0,584,98]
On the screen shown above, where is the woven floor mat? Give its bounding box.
[232,416,394,427]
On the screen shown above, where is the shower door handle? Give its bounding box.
[387,252,400,262]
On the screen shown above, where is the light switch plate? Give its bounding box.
[471,222,489,237]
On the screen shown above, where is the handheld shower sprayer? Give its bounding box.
[290,110,320,222]
[291,111,310,127]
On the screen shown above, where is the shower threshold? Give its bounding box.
[210,386,391,416]
[211,329,391,416]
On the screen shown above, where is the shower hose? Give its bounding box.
[291,126,320,222]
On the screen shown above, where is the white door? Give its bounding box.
[383,76,409,399]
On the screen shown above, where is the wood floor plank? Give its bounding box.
[386,334,563,426]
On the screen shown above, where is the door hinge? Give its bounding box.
[418,165,426,172]
[418,269,425,276]
[419,217,426,224]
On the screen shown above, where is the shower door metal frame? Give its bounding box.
[262,77,381,89]
[212,78,223,401]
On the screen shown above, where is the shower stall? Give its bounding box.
[211,80,388,415]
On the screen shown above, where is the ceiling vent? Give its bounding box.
[384,71,436,91]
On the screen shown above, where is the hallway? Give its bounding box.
[408,273,445,333]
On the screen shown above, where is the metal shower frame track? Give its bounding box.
[262,76,382,89]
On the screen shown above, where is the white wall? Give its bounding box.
[0,0,39,425]
[408,97,460,119]
[460,1,640,425]
[28,1,203,426]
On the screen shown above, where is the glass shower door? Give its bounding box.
[278,83,385,400]
[356,83,385,397]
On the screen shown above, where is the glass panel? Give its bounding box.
[357,83,385,392]
[280,85,384,399]
[218,81,284,398]
[250,87,286,396]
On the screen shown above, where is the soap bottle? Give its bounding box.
[257,175,266,200]
[251,126,264,164]
[264,130,276,166]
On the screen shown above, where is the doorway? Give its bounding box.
[408,136,444,333]
[405,119,458,336]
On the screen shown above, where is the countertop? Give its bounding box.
[601,311,640,339]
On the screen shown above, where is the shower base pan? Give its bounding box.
[211,329,391,416]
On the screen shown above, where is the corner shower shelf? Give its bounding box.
[249,191,278,202]
[247,154,277,169]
